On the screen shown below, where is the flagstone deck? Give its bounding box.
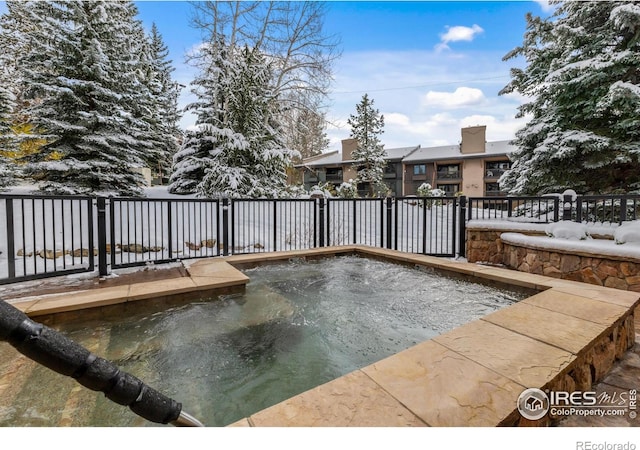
[4,246,639,427]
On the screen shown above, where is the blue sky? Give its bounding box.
[1,1,555,150]
[133,0,555,150]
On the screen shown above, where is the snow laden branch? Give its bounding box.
[499,1,640,196]
[170,40,298,198]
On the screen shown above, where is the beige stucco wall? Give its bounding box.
[343,165,357,183]
[462,159,484,197]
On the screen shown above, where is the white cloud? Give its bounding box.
[436,24,484,52]
[385,112,411,127]
[423,87,486,109]
[459,114,529,141]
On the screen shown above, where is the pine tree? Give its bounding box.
[347,94,387,196]
[169,36,233,195]
[500,1,640,195]
[145,24,181,182]
[0,1,45,164]
[0,84,17,189]
[189,1,339,172]
[12,1,156,195]
[171,38,298,198]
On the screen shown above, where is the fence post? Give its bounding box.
[553,197,560,222]
[167,200,173,259]
[379,198,385,248]
[222,198,229,256]
[318,198,325,247]
[96,197,108,277]
[5,198,15,279]
[620,196,628,223]
[272,200,278,252]
[458,196,467,258]
[386,197,393,249]
[352,199,357,245]
[564,194,574,221]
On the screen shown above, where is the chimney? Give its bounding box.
[460,125,486,154]
[341,138,358,161]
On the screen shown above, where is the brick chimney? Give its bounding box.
[460,125,486,154]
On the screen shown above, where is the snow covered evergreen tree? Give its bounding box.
[132,22,181,183]
[0,85,17,189]
[11,1,159,195]
[0,1,45,165]
[171,38,298,198]
[169,36,233,195]
[347,94,387,196]
[500,1,640,195]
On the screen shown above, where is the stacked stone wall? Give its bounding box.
[467,227,640,292]
[503,243,640,292]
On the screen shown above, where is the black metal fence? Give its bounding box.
[468,194,640,224]
[1,194,95,284]
[3,192,640,286]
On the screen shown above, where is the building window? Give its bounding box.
[485,182,503,196]
[413,164,426,176]
[325,167,343,181]
[436,164,460,179]
[485,161,511,178]
[385,164,397,177]
[437,184,459,196]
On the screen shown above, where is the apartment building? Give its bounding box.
[402,126,515,197]
[296,125,515,197]
[298,138,419,196]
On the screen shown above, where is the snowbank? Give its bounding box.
[501,232,640,261]
[545,221,589,240]
[467,219,618,239]
[614,220,640,244]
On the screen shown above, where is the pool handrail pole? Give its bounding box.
[0,299,204,427]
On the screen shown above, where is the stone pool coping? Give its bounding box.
[5,245,640,427]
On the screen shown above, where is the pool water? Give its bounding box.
[0,255,528,427]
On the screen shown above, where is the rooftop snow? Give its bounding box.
[298,145,420,167]
[402,140,516,163]
[298,140,515,168]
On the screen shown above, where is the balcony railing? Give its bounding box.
[325,173,343,182]
[485,168,507,178]
[436,171,460,180]
[484,190,507,197]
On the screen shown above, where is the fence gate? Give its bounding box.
[322,197,460,257]
[391,196,459,257]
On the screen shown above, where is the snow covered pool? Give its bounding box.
[0,255,529,427]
